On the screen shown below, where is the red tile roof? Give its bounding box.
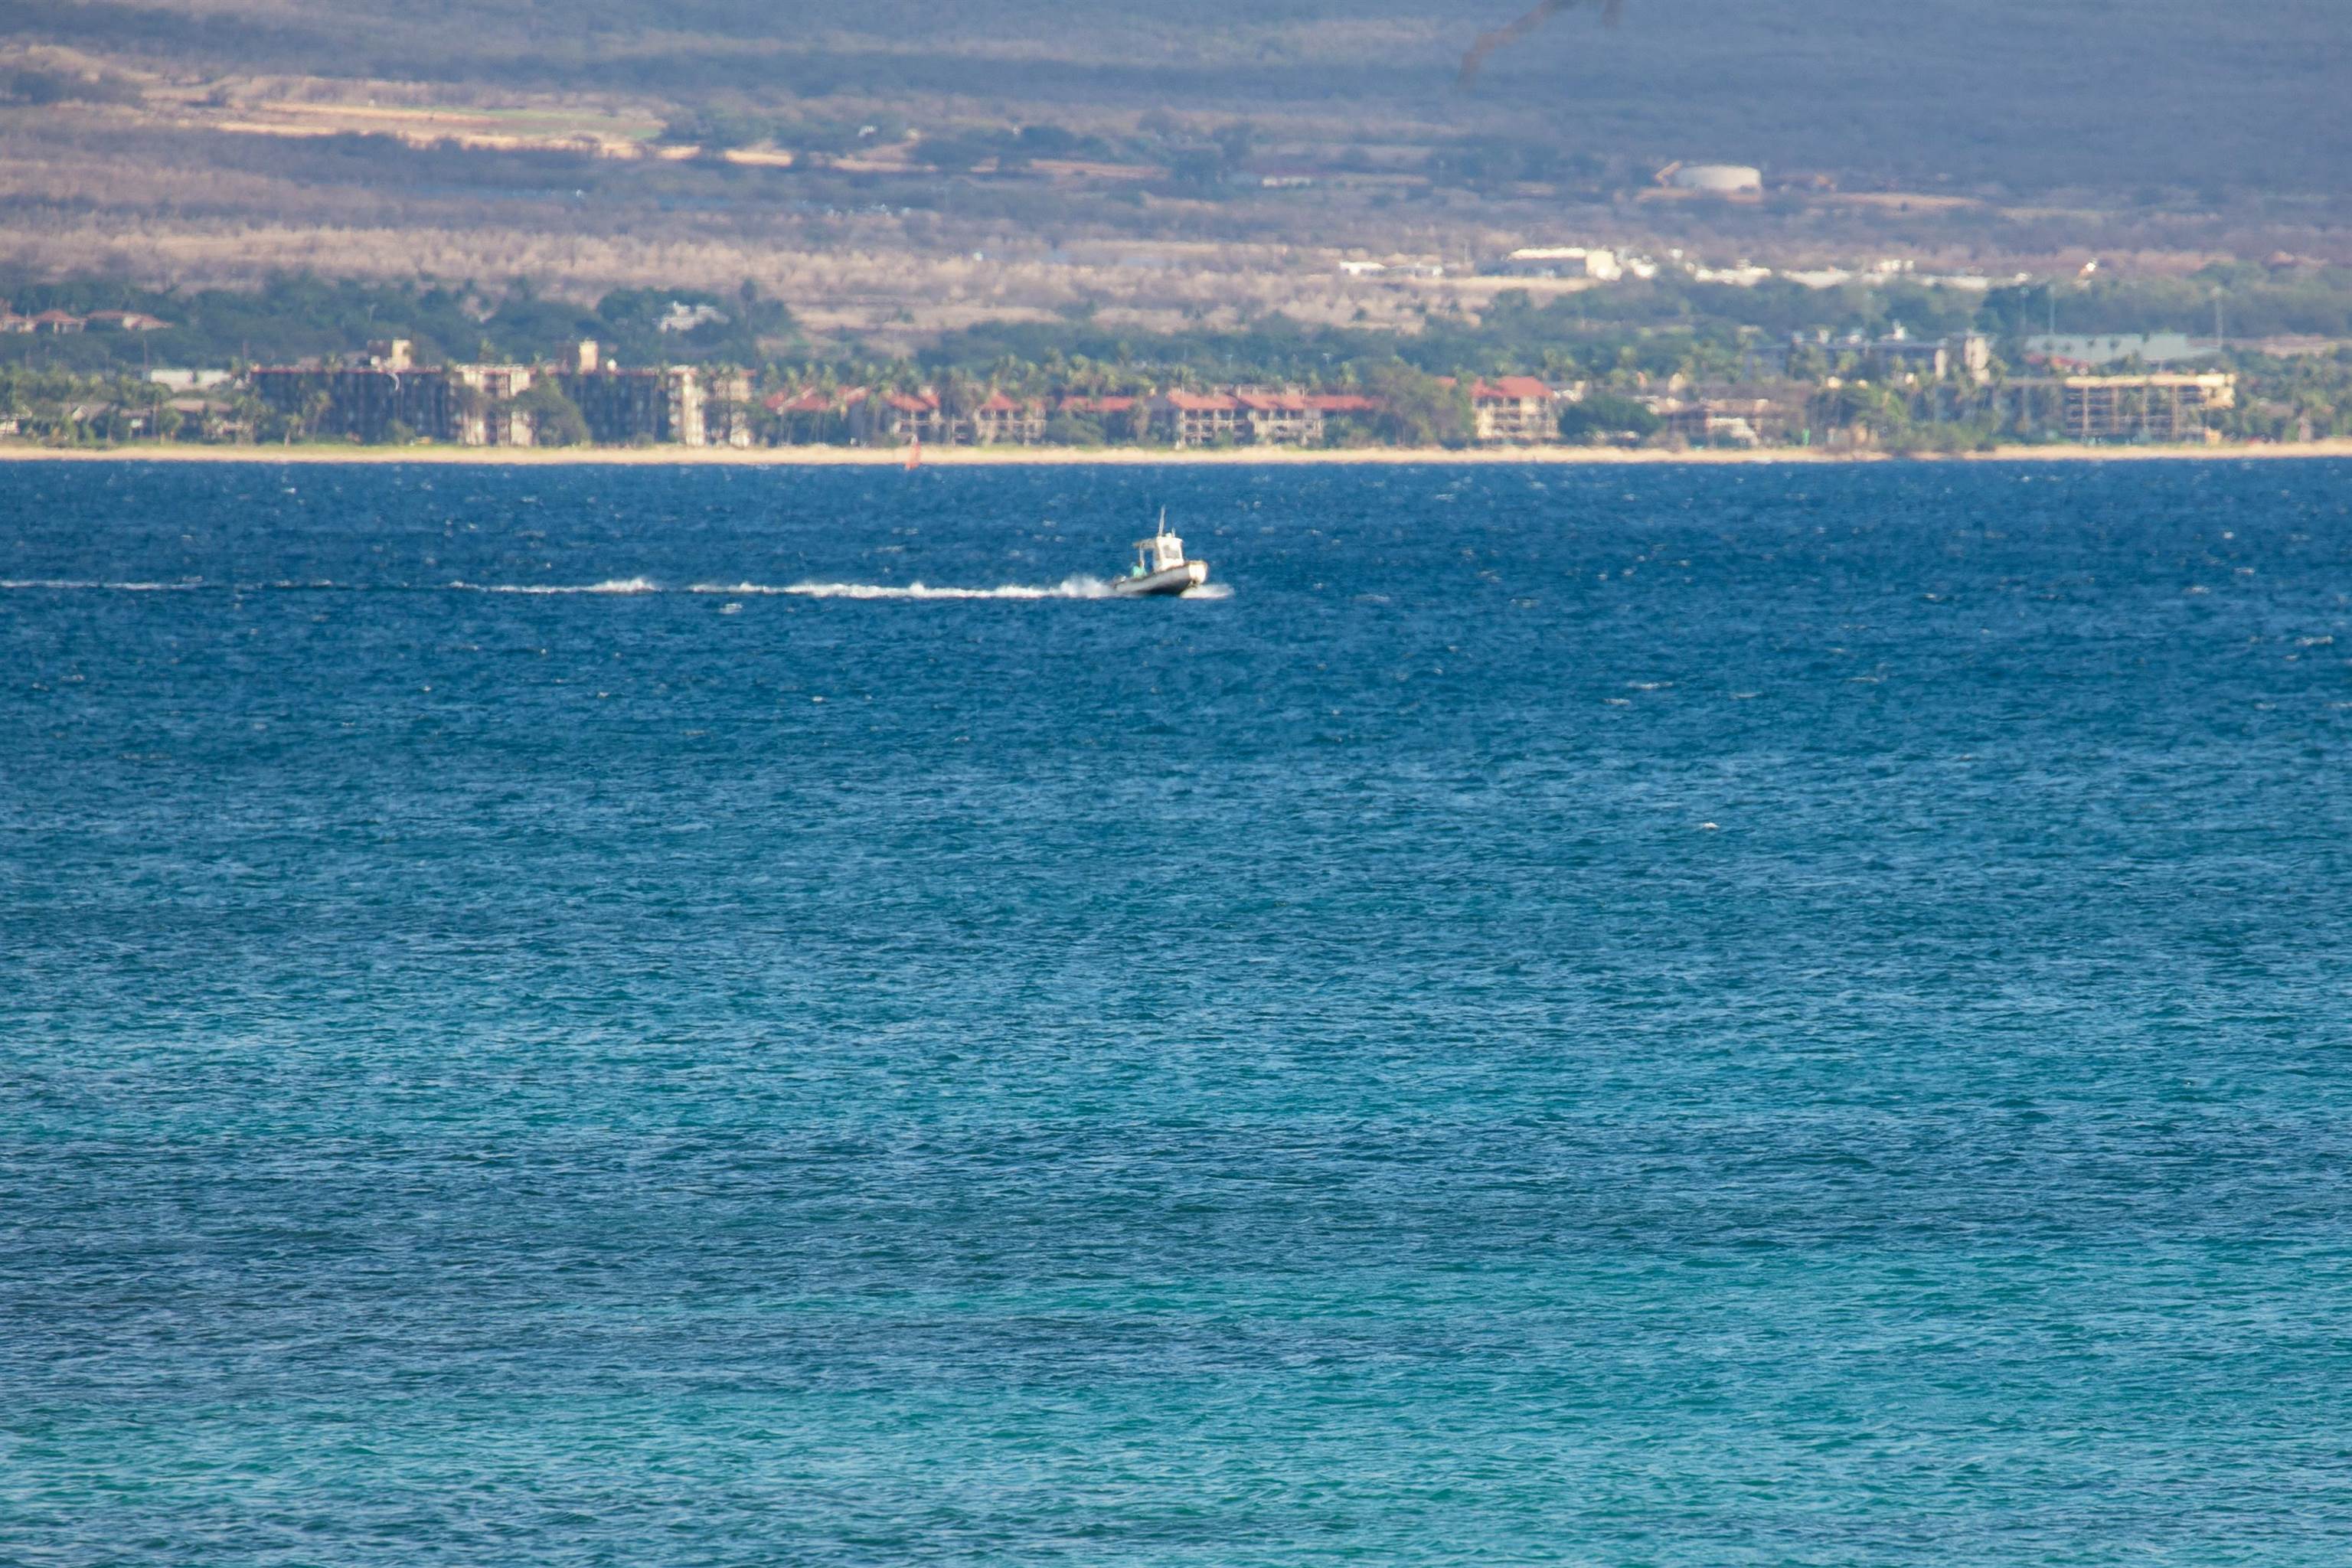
[1163,390,1240,411]
[1472,376,1552,401]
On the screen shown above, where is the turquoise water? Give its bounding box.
[4,459,2350,1566]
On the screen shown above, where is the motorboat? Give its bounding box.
[1113,510,1210,596]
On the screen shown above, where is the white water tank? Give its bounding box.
[1671,164,1763,194]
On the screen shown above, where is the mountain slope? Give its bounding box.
[6,0,2347,191]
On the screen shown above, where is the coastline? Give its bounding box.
[4,439,2350,467]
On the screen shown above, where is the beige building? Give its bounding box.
[665,368,708,448]
[1469,377,1556,443]
[1161,390,1246,446]
[2056,373,2235,440]
[1987,373,2237,441]
[1235,390,1323,445]
[877,391,948,444]
[452,365,536,446]
[972,393,1048,445]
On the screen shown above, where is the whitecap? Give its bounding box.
[0,579,202,591]
[452,577,660,595]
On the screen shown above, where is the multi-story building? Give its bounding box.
[1906,371,2239,443]
[1308,393,1382,443]
[1234,390,1321,445]
[702,370,754,448]
[449,365,537,446]
[248,364,456,443]
[665,367,708,448]
[765,387,869,445]
[1468,377,1556,443]
[2038,374,2236,441]
[1788,328,1993,384]
[562,368,668,445]
[875,390,949,444]
[1646,393,1788,446]
[972,393,1049,445]
[1160,390,1246,446]
[1873,325,1992,384]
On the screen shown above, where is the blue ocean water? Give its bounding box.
[3,458,2350,1566]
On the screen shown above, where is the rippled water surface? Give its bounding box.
[5,459,2351,1566]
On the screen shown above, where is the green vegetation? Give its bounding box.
[1557,394,1661,442]
[0,364,231,443]
[509,381,589,446]
[0,273,798,371]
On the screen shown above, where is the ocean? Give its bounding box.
[4,458,2350,1566]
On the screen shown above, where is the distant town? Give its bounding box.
[5,240,2347,452]
[214,332,2239,452]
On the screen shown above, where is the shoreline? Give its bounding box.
[4,439,2350,467]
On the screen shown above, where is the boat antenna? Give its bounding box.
[1158,505,1168,535]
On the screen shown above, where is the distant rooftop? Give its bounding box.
[2024,332,2220,368]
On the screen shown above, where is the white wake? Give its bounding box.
[4,573,1214,601]
[689,576,1116,600]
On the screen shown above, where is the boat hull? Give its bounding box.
[1112,560,1210,596]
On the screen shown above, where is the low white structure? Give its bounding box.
[1687,260,1772,288]
[147,368,234,390]
[1497,247,1622,282]
[1668,163,1762,194]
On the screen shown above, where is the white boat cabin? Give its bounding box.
[1133,528,1189,575]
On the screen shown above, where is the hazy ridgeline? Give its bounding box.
[8,0,2350,193]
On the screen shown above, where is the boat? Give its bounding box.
[1112,510,1210,597]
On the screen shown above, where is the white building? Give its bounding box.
[147,368,235,390]
[1687,260,1773,288]
[1496,247,1622,282]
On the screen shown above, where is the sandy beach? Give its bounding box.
[5,439,2350,467]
